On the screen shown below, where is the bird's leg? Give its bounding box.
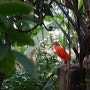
[62,60,68,71]
[64,59,69,68]
[64,60,67,64]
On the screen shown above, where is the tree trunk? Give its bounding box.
[58,64,86,90]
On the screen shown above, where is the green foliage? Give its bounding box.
[0,1,33,16]
[78,0,83,13]
[0,51,15,78]
[0,15,8,32]
[34,40,59,90]
[22,15,39,23]
[0,0,87,89]
[7,26,34,45]
[54,14,63,20]
[0,43,9,60]
[1,39,59,90]
[1,70,37,90]
[30,26,42,38]
[0,0,37,81]
[15,19,31,31]
[12,51,38,80]
[42,77,57,90]
[45,16,53,22]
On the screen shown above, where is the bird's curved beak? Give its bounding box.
[49,41,59,49]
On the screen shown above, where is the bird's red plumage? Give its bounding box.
[54,42,70,61]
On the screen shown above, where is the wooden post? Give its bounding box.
[58,64,86,90]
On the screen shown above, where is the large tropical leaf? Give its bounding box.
[0,1,33,16]
[0,43,9,60]
[0,51,15,78]
[21,15,39,23]
[12,50,38,80]
[7,26,34,45]
[15,19,31,31]
[0,15,8,33]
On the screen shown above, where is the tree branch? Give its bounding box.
[52,17,79,58]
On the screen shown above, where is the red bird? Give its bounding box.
[54,41,70,62]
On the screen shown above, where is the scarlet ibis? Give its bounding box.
[53,41,70,62]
